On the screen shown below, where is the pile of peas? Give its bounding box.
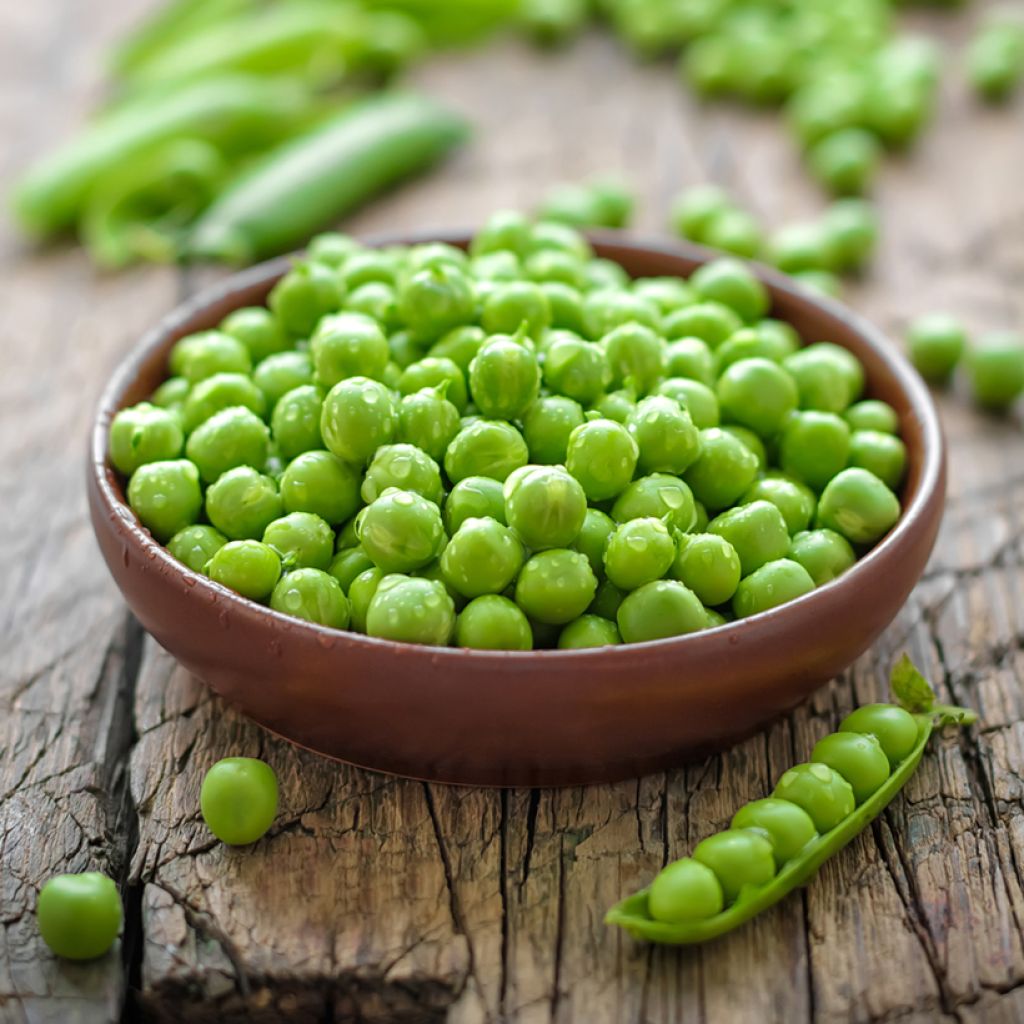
[111,211,907,651]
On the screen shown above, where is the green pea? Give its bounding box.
[708,501,791,578]
[348,567,384,632]
[524,249,587,289]
[589,578,625,621]
[109,402,184,477]
[741,475,816,536]
[589,387,638,424]
[779,411,851,492]
[811,732,891,805]
[816,467,901,545]
[207,540,282,601]
[170,330,251,384]
[670,186,733,244]
[845,399,899,435]
[185,406,269,485]
[444,419,529,483]
[310,312,389,387]
[320,376,397,465]
[821,199,879,274]
[221,307,288,364]
[394,387,461,462]
[733,558,816,618]
[345,282,400,332]
[788,529,856,586]
[471,251,522,283]
[968,333,1024,410]
[357,489,444,574]
[715,326,794,373]
[967,25,1024,102]
[717,358,798,438]
[603,517,676,592]
[182,372,267,432]
[269,567,350,628]
[481,281,552,339]
[558,615,621,649]
[839,704,920,767]
[523,396,585,465]
[429,325,486,374]
[541,334,611,404]
[672,532,741,607]
[397,264,475,342]
[601,322,667,394]
[504,465,588,550]
[907,313,966,384]
[167,524,227,574]
[785,342,864,412]
[270,385,324,461]
[252,351,314,411]
[470,209,532,258]
[199,756,278,847]
[665,336,714,385]
[848,430,907,490]
[366,574,456,645]
[455,594,533,650]
[683,428,759,511]
[328,546,375,593]
[772,763,856,833]
[515,549,597,625]
[690,259,769,323]
[808,127,880,196]
[307,232,360,268]
[582,289,660,340]
[633,277,695,316]
[468,336,541,420]
[279,450,361,525]
[565,419,639,501]
[268,261,343,338]
[626,395,701,475]
[702,208,764,260]
[617,580,707,643]
[151,376,190,411]
[656,378,720,429]
[663,302,742,348]
[647,858,724,924]
[572,507,616,578]
[205,466,283,540]
[440,517,523,598]
[262,512,334,571]
[692,830,776,904]
[611,473,697,533]
[443,475,506,533]
[539,282,586,333]
[362,443,443,506]
[768,222,838,275]
[127,458,202,542]
[36,873,122,961]
[731,799,818,867]
[389,329,427,369]
[398,356,468,412]
[529,220,593,262]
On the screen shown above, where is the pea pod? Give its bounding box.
[12,75,310,237]
[361,0,520,47]
[186,93,470,265]
[606,656,976,945]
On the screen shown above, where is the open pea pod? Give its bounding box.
[606,656,976,945]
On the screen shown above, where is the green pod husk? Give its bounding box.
[185,92,470,265]
[12,75,310,238]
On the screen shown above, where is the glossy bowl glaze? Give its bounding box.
[88,234,945,787]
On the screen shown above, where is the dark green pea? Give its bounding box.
[362,443,443,506]
[366,574,455,646]
[270,567,349,628]
[468,337,541,420]
[772,763,855,833]
[816,468,901,545]
[109,402,184,476]
[779,411,851,492]
[252,351,314,411]
[336,516,361,551]
[708,501,791,578]
[690,259,769,323]
[168,524,227,574]
[617,579,707,643]
[731,799,818,867]
[206,466,283,541]
[845,399,899,435]
[481,281,552,339]
[455,595,533,650]
[207,540,282,601]
[271,385,324,461]
[717,358,798,438]
[126,459,202,542]
[558,615,621,649]
[185,406,269,484]
[523,396,585,464]
[220,306,288,363]
[321,377,397,465]
[310,312,389,387]
[444,419,529,483]
[279,450,362,526]
[564,418,639,501]
[656,378,720,429]
[357,489,445,573]
[504,465,588,550]
[582,289,660,340]
[348,567,384,632]
[399,357,469,413]
[170,330,252,384]
[268,261,343,338]
[443,476,506,533]
[627,395,701,474]
[470,209,532,258]
[440,517,523,598]
[848,431,907,490]
[839,704,920,767]
[328,546,375,593]
[603,517,676,591]
[692,830,776,904]
[811,732,891,805]
[542,334,611,404]
[397,264,476,343]
[672,532,741,607]
[647,858,724,924]
[589,578,625,621]
[515,549,597,625]
[683,428,759,511]
[742,475,817,536]
[396,387,461,462]
[182,372,267,432]
[732,558,816,619]
[429,325,487,374]
[665,337,714,385]
[612,472,697,533]
[663,302,742,348]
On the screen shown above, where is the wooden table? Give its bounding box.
[3,2,1024,1021]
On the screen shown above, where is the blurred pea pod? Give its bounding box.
[12,75,311,238]
[186,92,470,265]
[81,141,228,268]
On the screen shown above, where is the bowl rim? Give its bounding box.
[89,230,944,664]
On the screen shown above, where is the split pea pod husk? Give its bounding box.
[185,92,470,266]
[606,655,977,945]
[12,75,310,238]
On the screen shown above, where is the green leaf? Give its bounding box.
[890,654,936,713]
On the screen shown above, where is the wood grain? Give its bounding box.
[2,2,1023,1022]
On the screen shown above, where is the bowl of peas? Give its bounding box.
[88,213,945,786]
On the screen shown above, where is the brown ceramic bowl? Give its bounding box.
[88,234,945,788]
